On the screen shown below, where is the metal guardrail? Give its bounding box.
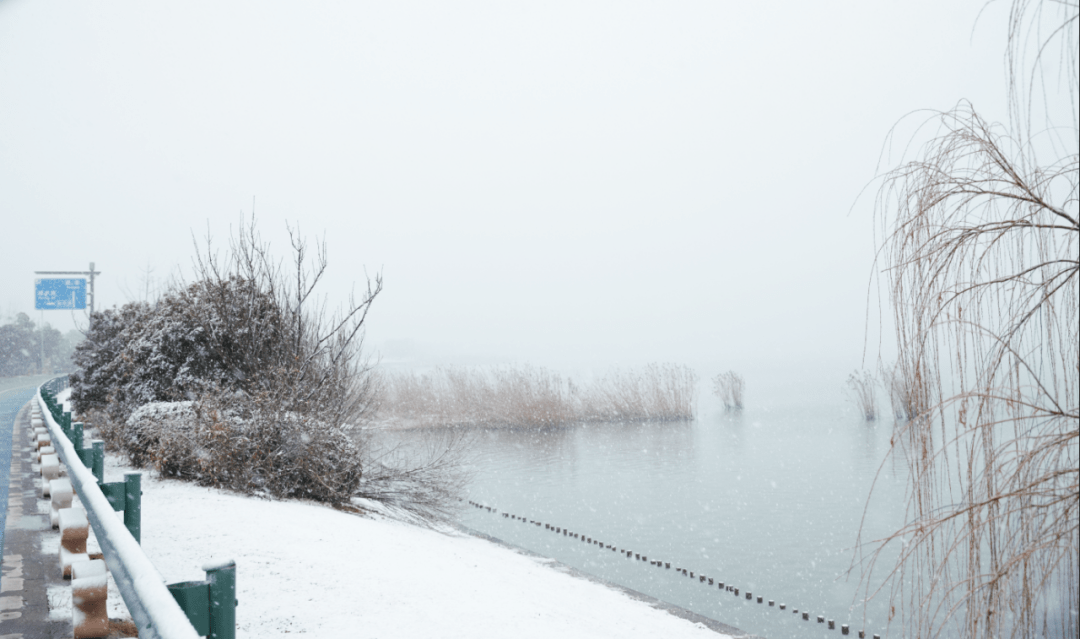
[40,374,69,396]
[36,379,235,639]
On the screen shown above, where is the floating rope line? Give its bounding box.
[463,499,878,639]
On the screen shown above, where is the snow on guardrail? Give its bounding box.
[36,388,201,639]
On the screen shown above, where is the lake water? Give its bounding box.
[444,385,910,639]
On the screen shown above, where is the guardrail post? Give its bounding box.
[124,472,141,544]
[38,382,214,637]
[206,560,237,639]
[168,560,236,639]
[91,440,105,483]
[100,473,143,544]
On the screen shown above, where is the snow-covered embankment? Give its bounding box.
[53,391,732,638]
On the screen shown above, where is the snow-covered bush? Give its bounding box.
[121,393,363,504]
[71,219,385,506]
[70,277,290,423]
[70,302,151,414]
[120,401,197,469]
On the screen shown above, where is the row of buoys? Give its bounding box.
[463,499,882,639]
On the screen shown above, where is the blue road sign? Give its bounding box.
[35,278,87,310]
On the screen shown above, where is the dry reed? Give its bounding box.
[880,362,919,420]
[374,363,697,427]
[845,370,877,421]
[711,371,744,410]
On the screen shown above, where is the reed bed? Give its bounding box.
[374,363,697,428]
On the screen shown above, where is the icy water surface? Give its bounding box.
[443,390,910,639]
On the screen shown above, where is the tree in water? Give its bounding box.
[858,2,1078,637]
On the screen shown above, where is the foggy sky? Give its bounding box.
[0,0,1010,377]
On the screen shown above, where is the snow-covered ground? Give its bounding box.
[50,390,732,638]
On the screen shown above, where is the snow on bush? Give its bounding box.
[70,220,390,508]
[121,401,196,468]
[120,393,364,505]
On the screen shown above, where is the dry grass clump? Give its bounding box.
[375,363,697,427]
[711,371,744,410]
[845,370,877,421]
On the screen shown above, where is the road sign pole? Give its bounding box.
[89,262,95,316]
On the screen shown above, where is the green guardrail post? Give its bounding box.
[206,560,237,639]
[124,472,141,544]
[167,581,211,635]
[91,440,105,484]
[72,422,84,452]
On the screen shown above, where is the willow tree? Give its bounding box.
[859,1,1078,637]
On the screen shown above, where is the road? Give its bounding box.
[1,374,56,558]
[2,374,74,637]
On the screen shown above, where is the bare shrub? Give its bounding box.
[356,427,475,520]
[375,362,697,427]
[190,220,383,431]
[711,371,744,410]
[858,2,1078,636]
[844,370,877,421]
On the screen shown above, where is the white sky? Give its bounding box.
[0,0,1011,374]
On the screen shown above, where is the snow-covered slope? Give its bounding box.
[112,455,731,638]
[55,390,732,638]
